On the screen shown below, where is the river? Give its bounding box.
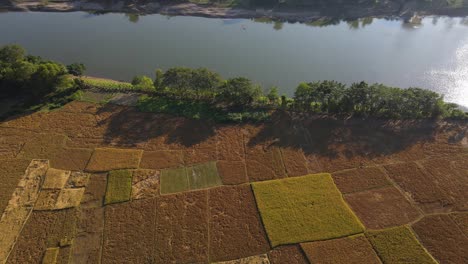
[1,12,467,107]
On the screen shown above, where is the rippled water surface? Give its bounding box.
[0,12,467,106]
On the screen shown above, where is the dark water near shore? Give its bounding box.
[1,12,467,106]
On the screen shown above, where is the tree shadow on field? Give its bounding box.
[247,111,467,159]
[95,104,216,148]
[93,103,466,158]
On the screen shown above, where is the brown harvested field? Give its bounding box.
[49,147,93,171]
[418,157,468,211]
[102,199,156,264]
[86,148,143,172]
[80,173,107,208]
[384,161,462,213]
[450,212,468,235]
[267,245,308,264]
[0,158,31,214]
[155,190,209,263]
[280,147,309,177]
[139,150,184,170]
[216,126,245,161]
[209,185,270,262]
[301,234,381,264]
[412,214,468,263]
[331,166,391,194]
[1,100,467,263]
[7,209,77,264]
[71,207,105,263]
[217,160,248,185]
[245,145,286,182]
[344,186,421,229]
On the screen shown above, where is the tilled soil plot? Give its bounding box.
[301,234,381,264]
[209,185,270,262]
[331,166,391,194]
[412,214,468,263]
[0,159,31,215]
[102,199,156,264]
[7,209,78,264]
[344,186,421,229]
[267,245,309,264]
[384,161,461,214]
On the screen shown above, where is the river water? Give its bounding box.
[1,12,467,106]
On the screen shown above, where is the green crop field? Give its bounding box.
[252,173,364,246]
[366,226,437,264]
[160,167,190,195]
[105,170,133,205]
[188,161,222,190]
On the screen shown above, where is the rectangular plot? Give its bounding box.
[301,234,381,264]
[331,166,391,194]
[366,226,437,264]
[252,173,364,247]
[160,167,189,194]
[246,146,286,182]
[155,190,209,263]
[384,162,455,213]
[412,215,468,264]
[209,185,270,262]
[188,161,221,190]
[217,161,248,185]
[139,150,184,170]
[86,148,143,172]
[102,199,156,264]
[104,170,132,205]
[344,186,421,229]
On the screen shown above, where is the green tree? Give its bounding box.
[293,82,314,111]
[67,63,86,76]
[216,77,262,107]
[191,68,222,100]
[267,86,280,105]
[0,44,25,64]
[154,68,164,89]
[132,75,155,91]
[161,67,193,97]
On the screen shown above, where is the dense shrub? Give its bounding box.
[0,44,70,99]
[67,63,86,76]
[131,75,155,91]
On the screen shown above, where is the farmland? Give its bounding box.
[0,100,467,263]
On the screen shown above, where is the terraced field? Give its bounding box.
[0,100,467,263]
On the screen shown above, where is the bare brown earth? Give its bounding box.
[0,100,466,263]
[412,214,468,263]
[301,234,381,264]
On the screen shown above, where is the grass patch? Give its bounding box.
[105,170,132,205]
[188,161,221,190]
[252,173,364,247]
[160,167,189,195]
[366,226,437,264]
[81,76,133,91]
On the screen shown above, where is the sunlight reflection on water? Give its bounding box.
[427,39,468,108]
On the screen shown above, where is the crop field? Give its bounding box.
[0,100,466,263]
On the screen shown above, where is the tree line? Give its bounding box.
[130,67,466,119]
[1,44,466,120]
